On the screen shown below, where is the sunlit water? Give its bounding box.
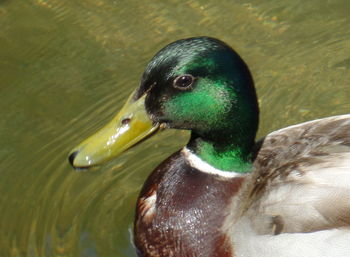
[0,0,349,256]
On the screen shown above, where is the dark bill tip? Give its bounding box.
[68,150,95,170]
[68,151,79,167]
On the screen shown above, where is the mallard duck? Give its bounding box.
[69,37,350,257]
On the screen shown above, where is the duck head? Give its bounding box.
[69,37,259,171]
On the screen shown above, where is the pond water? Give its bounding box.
[0,0,349,256]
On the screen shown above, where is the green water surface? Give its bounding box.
[0,0,350,256]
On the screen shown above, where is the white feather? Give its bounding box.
[182,147,241,178]
[232,218,350,257]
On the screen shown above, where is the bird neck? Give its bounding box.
[187,132,254,173]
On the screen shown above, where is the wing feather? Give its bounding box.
[248,114,350,234]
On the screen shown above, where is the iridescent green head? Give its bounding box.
[137,37,259,160]
[69,37,259,172]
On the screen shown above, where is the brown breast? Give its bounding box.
[134,151,244,257]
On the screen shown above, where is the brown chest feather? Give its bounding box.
[134,151,243,257]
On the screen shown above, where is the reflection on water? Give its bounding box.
[0,0,349,256]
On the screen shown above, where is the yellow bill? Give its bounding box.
[69,92,159,168]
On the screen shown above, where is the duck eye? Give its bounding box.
[173,74,195,90]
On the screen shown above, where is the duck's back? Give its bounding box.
[230,114,350,257]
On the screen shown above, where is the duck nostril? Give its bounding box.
[121,118,131,125]
[68,151,79,167]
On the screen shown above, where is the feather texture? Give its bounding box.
[225,114,350,256]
